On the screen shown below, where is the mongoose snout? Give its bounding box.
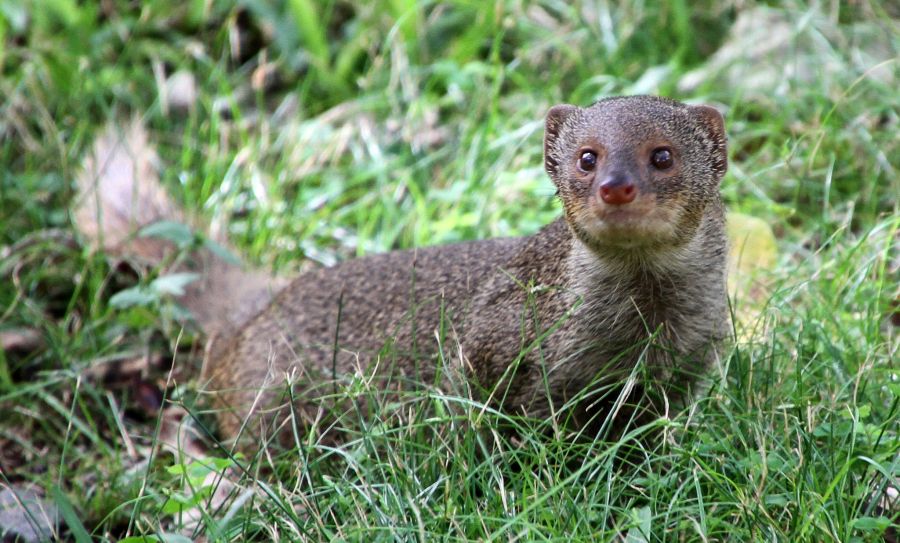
[597,171,637,205]
[594,146,675,206]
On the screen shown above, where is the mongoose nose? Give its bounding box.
[598,175,637,205]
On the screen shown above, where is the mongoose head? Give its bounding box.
[543,96,727,254]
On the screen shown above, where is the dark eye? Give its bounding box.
[651,147,674,170]
[578,150,597,172]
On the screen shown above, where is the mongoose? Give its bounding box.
[75,95,729,446]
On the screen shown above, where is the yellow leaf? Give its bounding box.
[726,212,778,334]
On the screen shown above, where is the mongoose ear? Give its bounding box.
[544,104,578,177]
[690,105,728,178]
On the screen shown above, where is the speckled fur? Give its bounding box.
[78,96,729,445]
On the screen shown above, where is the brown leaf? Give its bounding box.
[157,406,208,460]
[0,328,43,353]
[0,486,59,543]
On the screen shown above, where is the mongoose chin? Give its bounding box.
[75,95,729,447]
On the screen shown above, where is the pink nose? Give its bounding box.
[599,178,636,205]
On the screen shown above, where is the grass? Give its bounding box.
[1,0,898,541]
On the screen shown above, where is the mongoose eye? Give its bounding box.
[578,150,597,172]
[651,148,674,170]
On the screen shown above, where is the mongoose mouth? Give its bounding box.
[590,192,660,224]
[596,206,653,223]
[574,197,681,249]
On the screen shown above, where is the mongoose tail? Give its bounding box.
[73,119,284,335]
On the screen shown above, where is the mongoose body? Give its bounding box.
[76,96,729,445]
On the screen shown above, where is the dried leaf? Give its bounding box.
[727,211,778,336]
[0,328,42,352]
[0,486,59,543]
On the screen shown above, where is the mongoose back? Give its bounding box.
[75,95,729,445]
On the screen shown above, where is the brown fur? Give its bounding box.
[74,96,729,446]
